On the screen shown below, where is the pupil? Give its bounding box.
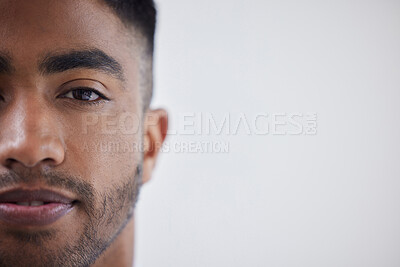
[73,89,92,101]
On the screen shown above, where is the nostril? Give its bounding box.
[4,158,18,168]
[42,158,59,167]
[4,158,58,169]
[0,136,65,169]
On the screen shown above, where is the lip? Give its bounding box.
[0,189,76,226]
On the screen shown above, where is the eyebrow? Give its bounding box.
[0,53,13,74]
[38,49,125,81]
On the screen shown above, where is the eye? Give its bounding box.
[63,88,107,102]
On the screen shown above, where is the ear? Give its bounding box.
[142,108,168,184]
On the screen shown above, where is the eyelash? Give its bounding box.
[61,87,110,105]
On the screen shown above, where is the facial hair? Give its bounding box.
[0,165,142,267]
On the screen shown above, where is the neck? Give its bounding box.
[92,217,135,267]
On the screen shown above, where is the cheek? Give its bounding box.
[62,114,142,192]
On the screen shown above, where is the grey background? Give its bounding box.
[135,0,400,266]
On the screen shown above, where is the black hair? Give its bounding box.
[102,0,157,53]
[102,0,157,110]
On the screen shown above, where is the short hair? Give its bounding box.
[102,0,157,53]
[102,0,157,110]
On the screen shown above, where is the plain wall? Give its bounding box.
[135,0,400,266]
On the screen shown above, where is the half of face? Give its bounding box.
[0,1,167,266]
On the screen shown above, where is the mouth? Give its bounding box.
[0,189,77,227]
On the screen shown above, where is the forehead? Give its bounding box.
[0,0,136,71]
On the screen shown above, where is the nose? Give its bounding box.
[0,96,65,169]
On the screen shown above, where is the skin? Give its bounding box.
[0,0,167,266]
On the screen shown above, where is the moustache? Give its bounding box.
[0,170,95,207]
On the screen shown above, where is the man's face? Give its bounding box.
[0,0,152,266]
